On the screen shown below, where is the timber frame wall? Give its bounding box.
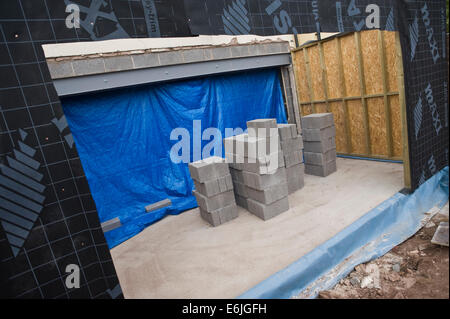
[292,30,410,187]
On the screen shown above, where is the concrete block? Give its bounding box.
[235,194,248,209]
[233,181,249,198]
[284,150,303,168]
[229,167,245,183]
[101,217,121,232]
[230,45,251,58]
[246,182,288,205]
[242,167,287,191]
[247,119,278,138]
[188,156,230,183]
[228,155,285,174]
[302,126,336,142]
[193,190,235,212]
[145,198,172,212]
[225,134,280,159]
[247,196,289,221]
[277,124,298,141]
[200,204,238,227]
[104,56,133,72]
[301,113,334,129]
[47,61,75,79]
[303,137,336,153]
[286,164,305,194]
[158,50,184,66]
[182,49,206,63]
[304,149,337,166]
[280,135,303,153]
[194,174,233,197]
[72,58,105,76]
[132,53,160,69]
[211,47,232,60]
[305,160,337,177]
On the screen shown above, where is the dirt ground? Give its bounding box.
[319,203,449,299]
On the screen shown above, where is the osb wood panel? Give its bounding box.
[367,97,388,156]
[341,34,360,97]
[361,30,383,95]
[308,45,326,101]
[323,40,342,99]
[384,31,399,93]
[292,30,403,160]
[293,51,311,103]
[301,104,313,116]
[330,101,348,153]
[389,95,403,157]
[347,99,366,155]
[314,103,328,114]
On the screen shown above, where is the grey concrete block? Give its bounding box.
[284,150,303,168]
[280,136,303,153]
[227,151,285,175]
[301,113,334,129]
[303,137,336,153]
[194,174,233,197]
[302,126,336,142]
[145,198,172,212]
[182,49,206,63]
[72,58,105,76]
[305,160,337,177]
[242,167,287,191]
[189,156,230,182]
[132,53,160,69]
[233,181,249,198]
[225,134,280,159]
[158,50,184,66]
[47,61,75,79]
[286,164,305,194]
[230,167,245,183]
[230,45,251,58]
[246,182,288,205]
[101,217,121,232]
[104,56,133,72]
[277,124,298,141]
[235,194,248,209]
[304,149,337,166]
[247,119,277,131]
[203,48,213,60]
[200,204,238,227]
[247,196,289,221]
[193,190,236,212]
[211,47,232,60]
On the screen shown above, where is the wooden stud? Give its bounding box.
[395,32,412,189]
[378,30,394,157]
[355,32,371,155]
[288,64,303,134]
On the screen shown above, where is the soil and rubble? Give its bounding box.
[319,202,449,299]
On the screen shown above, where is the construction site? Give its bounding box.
[0,0,448,302]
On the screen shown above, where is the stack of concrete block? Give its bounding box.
[277,123,305,194]
[223,119,289,221]
[302,113,337,177]
[189,156,238,227]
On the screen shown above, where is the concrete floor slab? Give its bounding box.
[110,158,404,298]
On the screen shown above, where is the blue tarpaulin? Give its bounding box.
[62,68,287,248]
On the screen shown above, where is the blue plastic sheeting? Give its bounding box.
[239,167,449,299]
[62,69,287,248]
